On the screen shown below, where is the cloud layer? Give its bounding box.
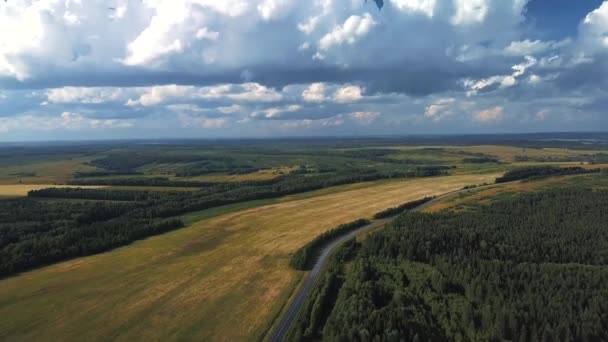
[0,0,607,140]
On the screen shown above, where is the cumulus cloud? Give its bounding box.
[333,85,363,103]
[302,82,326,102]
[47,87,131,104]
[126,83,283,106]
[424,98,456,122]
[0,0,607,139]
[472,106,504,122]
[504,39,570,56]
[179,114,228,128]
[451,0,489,25]
[464,56,537,95]
[391,0,436,17]
[578,1,608,53]
[349,111,380,125]
[280,115,345,129]
[0,111,133,132]
[252,104,303,119]
[318,13,376,50]
[257,0,294,21]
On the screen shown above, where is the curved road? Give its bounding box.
[269,218,389,342]
[268,184,500,341]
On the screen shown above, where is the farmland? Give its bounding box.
[0,135,608,341]
[0,174,496,341]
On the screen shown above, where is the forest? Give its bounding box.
[0,198,182,277]
[290,219,370,271]
[290,187,608,341]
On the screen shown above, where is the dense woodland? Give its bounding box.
[290,187,608,341]
[0,198,182,276]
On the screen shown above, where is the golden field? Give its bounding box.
[0,174,498,341]
[422,173,608,213]
[0,184,104,198]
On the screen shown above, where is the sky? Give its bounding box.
[0,0,607,141]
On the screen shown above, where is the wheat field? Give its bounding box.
[0,174,497,341]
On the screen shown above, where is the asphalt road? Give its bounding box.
[268,218,389,342]
[268,186,493,341]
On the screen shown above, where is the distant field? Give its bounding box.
[0,173,497,341]
[0,156,97,185]
[0,184,104,198]
[378,145,605,163]
[447,145,601,162]
[104,186,201,192]
[422,172,608,213]
[180,166,298,182]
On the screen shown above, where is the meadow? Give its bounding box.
[0,174,496,341]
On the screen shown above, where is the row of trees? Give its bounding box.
[495,166,599,183]
[287,239,360,341]
[308,187,608,341]
[372,197,435,219]
[290,219,369,270]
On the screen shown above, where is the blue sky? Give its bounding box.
[0,0,607,141]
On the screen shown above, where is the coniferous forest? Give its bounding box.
[290,188,608,342]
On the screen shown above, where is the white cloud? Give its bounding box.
[47,87,130,104]
[333,85,363,103]
[281,114,344,129]
[0,111,133,132]
[464,56,536,95]
[126,83,283,106]
[298,15,321,34]
[217,104,243,114]
[504,39,569,56]
[472,106,504,122]
[302,82,326,102]
[179,115,228,128]
[451,0,488,25]
[122,0,250,67]
[257,0,294,21]
[252,104,302,119]
[579,1,608,51]
[319,13,376,50]
[424,98,455,122]
[392,0,436,17]
[349,111,379,125]
[195,28,219,41]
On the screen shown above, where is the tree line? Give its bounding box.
[290,219,370,271]
[372,197,435,219]
[495,166,600,183]
[302,187,608,341]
